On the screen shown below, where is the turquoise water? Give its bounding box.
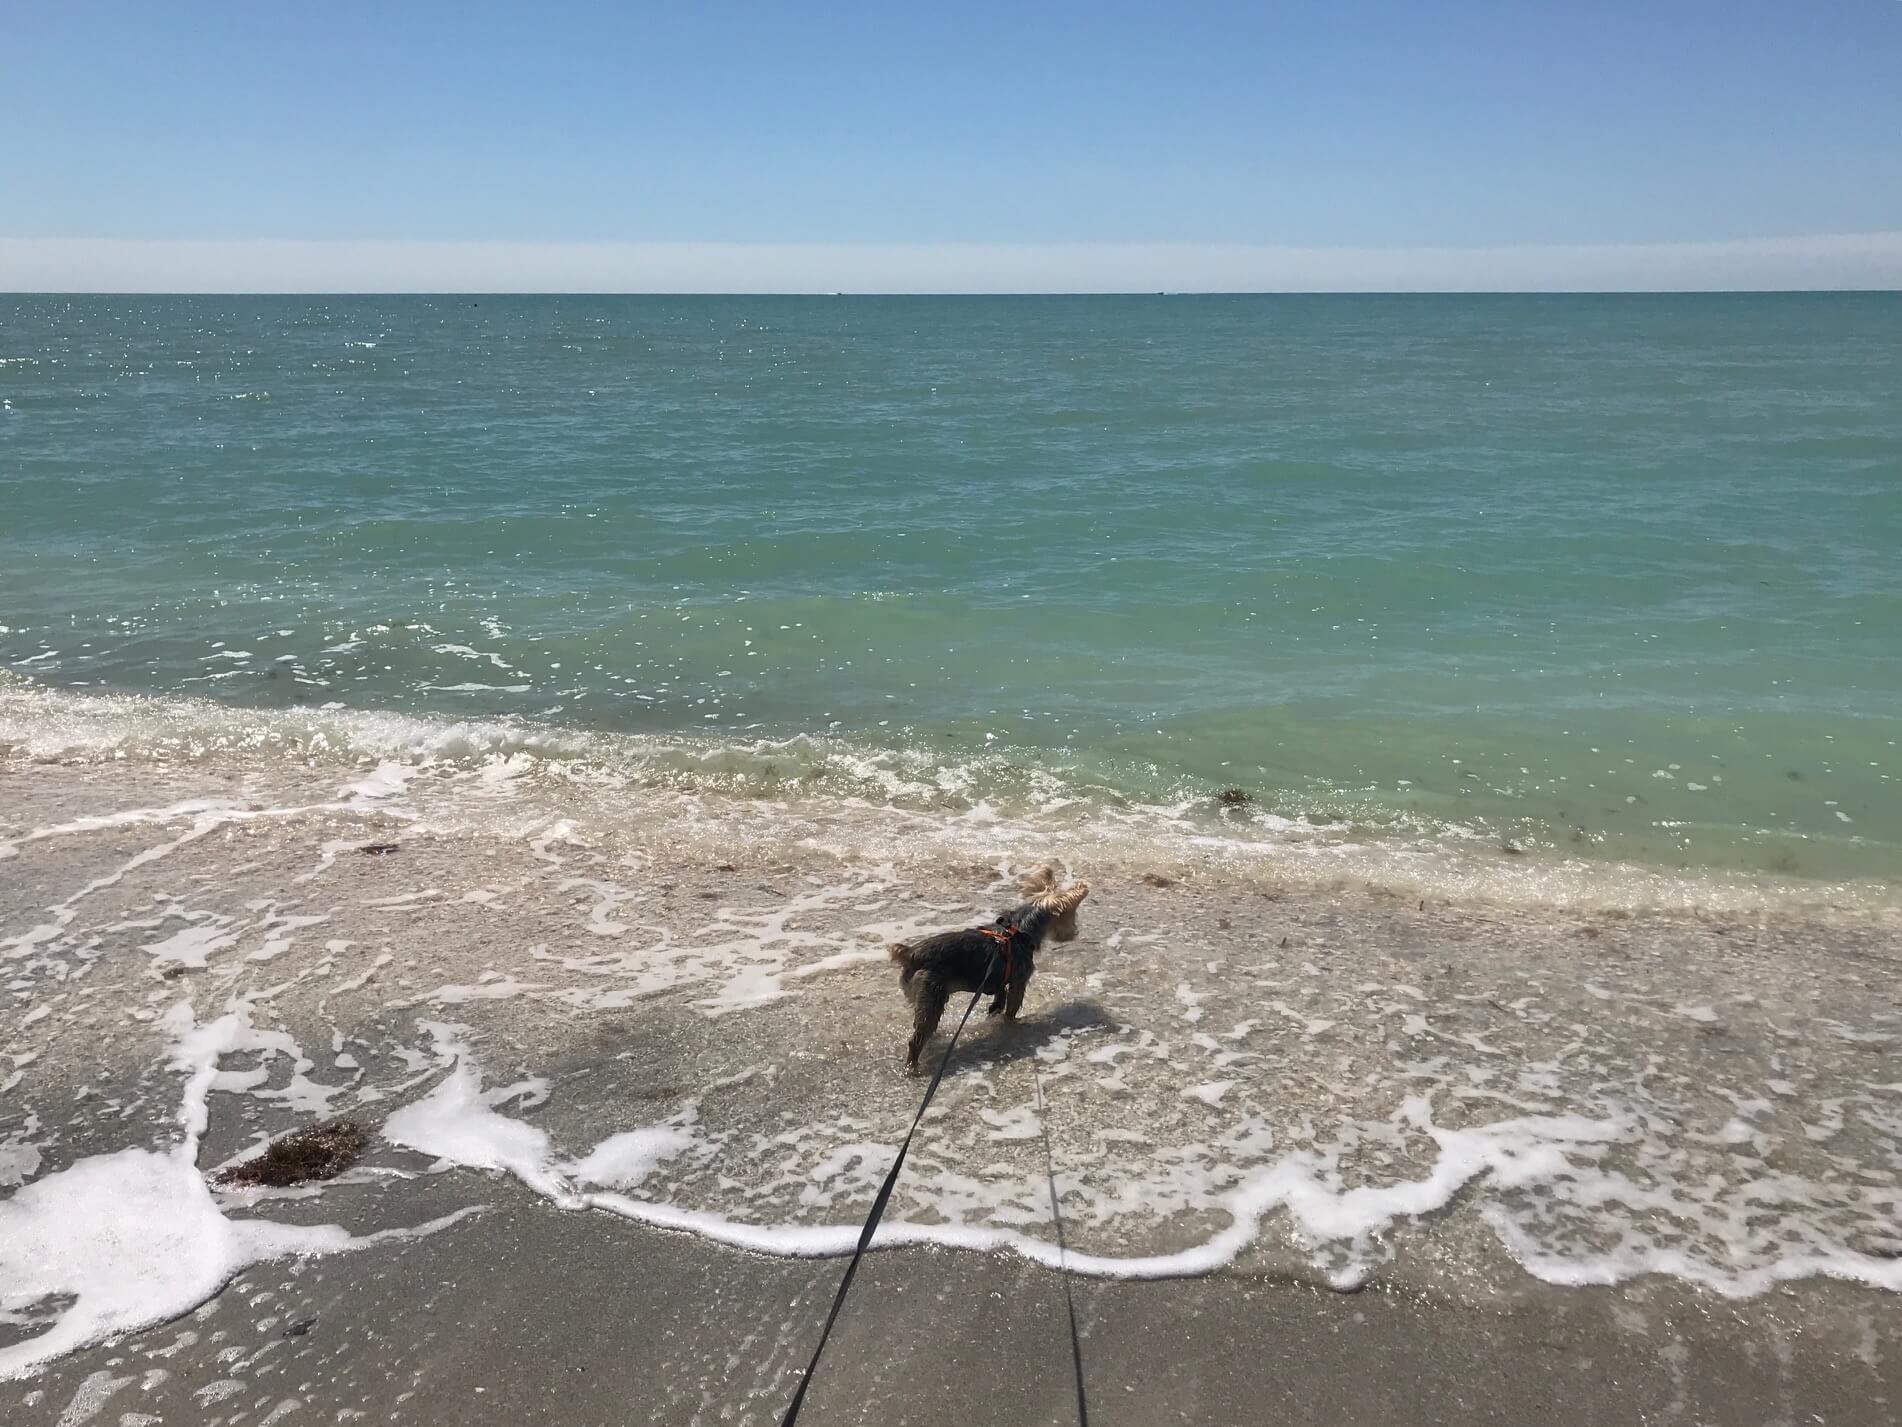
[3,293,1898,884]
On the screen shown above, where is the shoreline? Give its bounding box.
[5,678,1899,923]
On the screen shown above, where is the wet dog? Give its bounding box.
[886,866,1090,1073]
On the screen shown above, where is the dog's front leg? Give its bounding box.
[1003,975,1028,1022]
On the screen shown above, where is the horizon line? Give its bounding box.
[6,288,1900,298]
[4,233,1901,295]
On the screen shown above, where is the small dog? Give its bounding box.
[887,866,1090,1073]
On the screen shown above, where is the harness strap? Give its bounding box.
[977,925,1015,993]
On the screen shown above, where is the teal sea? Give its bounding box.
[2,293,1898,896]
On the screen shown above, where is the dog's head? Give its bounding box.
[1017,865,1090,942]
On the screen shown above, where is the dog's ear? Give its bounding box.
[1052,880,1090,912]
[1016,864,1060,898]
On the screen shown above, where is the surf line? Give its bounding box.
[774,946,1090,1426]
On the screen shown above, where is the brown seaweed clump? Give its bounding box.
[215,1119,369,1188]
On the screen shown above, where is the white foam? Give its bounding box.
[0,1006,472,1380]
[48,1369,134,1425]
[382,1051,572,1203]
[369,1027,1902,1300]
[529,870,909,1017]
[340,761,419,802]
[0,1115,43,1187]
[0,1142,350,1379]
[570,1128,695,1190]
[430,644,516,671]
[383,1030,696,1206]
[417,974,547,1005]
[978,1103,1043,1141]
[331,949,393,993]
[249,911,329,963]
[145,919,241,969]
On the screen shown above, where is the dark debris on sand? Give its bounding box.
[215,1118,369,1188]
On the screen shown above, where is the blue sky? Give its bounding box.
[5,2,1901,289]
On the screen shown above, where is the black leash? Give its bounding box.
[777,948,999,1427]
[1031,1055,1092,1427]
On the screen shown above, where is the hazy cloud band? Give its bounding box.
[4,233,1900,294]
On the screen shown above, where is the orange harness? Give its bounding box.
[977,925,1016,991]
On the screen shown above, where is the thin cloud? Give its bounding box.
[3,233,1899,293]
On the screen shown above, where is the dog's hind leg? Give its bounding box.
[905,973,950,1073]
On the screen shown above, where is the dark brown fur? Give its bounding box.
[886,866,1090,1073]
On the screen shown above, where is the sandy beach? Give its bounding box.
[5,747,1899,1422]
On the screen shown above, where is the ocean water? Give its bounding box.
[3,292,1899,898]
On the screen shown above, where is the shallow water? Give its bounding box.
[4,293,1899,886]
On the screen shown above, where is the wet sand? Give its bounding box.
[4,757,1902,1421]
[11,1185,1899,1427]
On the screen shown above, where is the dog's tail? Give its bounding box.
[888,941,920,993]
